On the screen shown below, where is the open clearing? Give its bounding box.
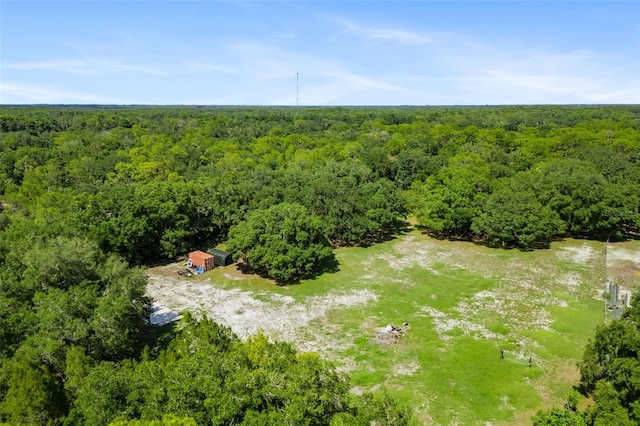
[147,232,639,425]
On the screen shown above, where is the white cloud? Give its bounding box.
[185,62,240,74]
[227,43,298,80]
[322,69,402,92]
[0,83,111,104]
[1,60,93,74]
[447,48,640,104]
[332,17,433,45]
[218,41,407,105]
[1,57,166,76]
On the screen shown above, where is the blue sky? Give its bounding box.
[1,1,639,105]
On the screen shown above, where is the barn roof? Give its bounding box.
[189,250,213,259]
[207,248,233,266]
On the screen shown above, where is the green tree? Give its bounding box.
[68,316,410,425]
[586,381,635,426]
[579,320,640,390]
[69,361,134,425]
[531,408,586,425]
[578,292,640,424]
[536,159,639,238]
[331,391,413,426]
[416,152,491,237]
[0,356,65,425]
[290,162,406,246]
[471,179,565,248]
[227,202,332,283]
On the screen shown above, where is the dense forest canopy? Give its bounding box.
[1,105,638,259]
[0,105,639,424]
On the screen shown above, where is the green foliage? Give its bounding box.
[67,316,410,425]
[227,202,333,283]
[416,152,491,236]
[0,355,66,425]
[70,360,134,425]
[586,381,636,426]
[330,391,413,425]
[579,316,640,390]
[110,415,197,426]
[87,182,208,264]
[564,390,581,412]
[0,234,150,424]
[534,291,640,425]
[471,181,565,249]
[536,159,638,238]
[531,408,586,426]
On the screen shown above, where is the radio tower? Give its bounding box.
[296,72,299,115]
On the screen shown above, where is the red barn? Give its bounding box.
[188,250,215,271]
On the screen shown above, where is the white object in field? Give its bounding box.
[149,303,182,326]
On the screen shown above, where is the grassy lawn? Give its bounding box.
[290,233,633,424]
[149,231,639,425]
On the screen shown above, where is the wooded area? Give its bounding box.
[1,105,639,425]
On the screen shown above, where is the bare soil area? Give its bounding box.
[146,271,377,357]
[607,245,640,287]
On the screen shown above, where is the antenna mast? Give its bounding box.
[296,72,299,115]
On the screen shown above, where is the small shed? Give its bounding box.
[207,248,234,266]
[188,250,215,271]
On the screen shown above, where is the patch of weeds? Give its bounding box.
[487,322,511,336]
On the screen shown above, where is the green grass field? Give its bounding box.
[162,230,639,425]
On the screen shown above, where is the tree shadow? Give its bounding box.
[233,254,340,286]
[145,256,187,268]
[574,382,592,397]
[235,261,272,280]
[416,229,563,252]
[135,321,180,359]
[424,230,474,243]
[360,219,414,247]
[478,239,555,251]
[306,253,340,281]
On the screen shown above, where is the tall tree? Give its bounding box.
[472,178,565,248]
[226,202,333,283]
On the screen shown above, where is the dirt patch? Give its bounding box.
[220,262,276,283]
[607,245,640,287]
[223,272,250,281]
[558,244,598,265]
[368,235,452,273]
[420,306,499,341]
[393,360,420,376]
[532,359,581,412]
[146,274,377,357]
[607,246,640,265]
